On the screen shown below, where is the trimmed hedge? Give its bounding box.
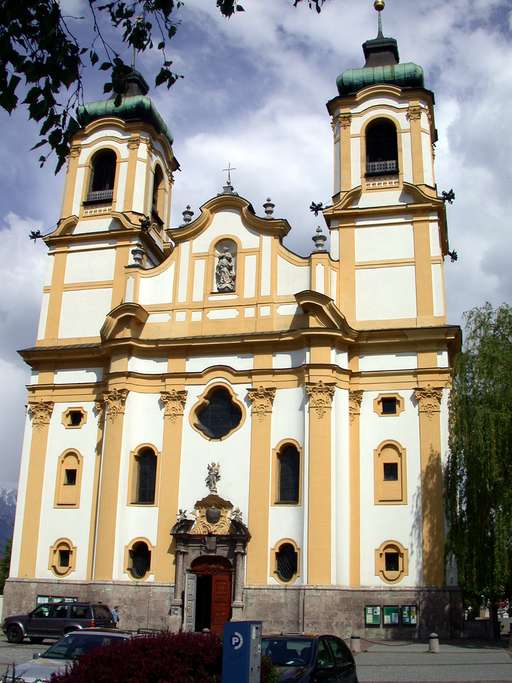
[50,632,277,683]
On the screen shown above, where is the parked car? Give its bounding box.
[261,634,358,682]
[1,629,131,683]
[2,602,115,643]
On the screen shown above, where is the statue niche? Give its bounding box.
[214,239,236,293]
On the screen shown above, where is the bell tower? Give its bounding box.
[38,69,178,345]
[325,0,449,329]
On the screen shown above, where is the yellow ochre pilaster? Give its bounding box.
[85,401,106,579]
[246,385,276,585]
[93,388,128,580]
[407,104,425,186]
[18,400,54,577]
[414,385,444,587]
[153,388,188,582]
[348,389,363,587]
[413,219,434,322]
[306,380,335,585]
[44,251,67,341]
[339,223,356,324]
[123,135,141,212]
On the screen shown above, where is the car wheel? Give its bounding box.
[6,624,24,644]
[29,637,44,644]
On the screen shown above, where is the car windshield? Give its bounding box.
[42,633,126,660]
[261,638,313,667]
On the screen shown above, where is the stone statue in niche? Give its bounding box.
[215,245,236,292]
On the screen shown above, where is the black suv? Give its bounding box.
[2,602,115,643]
[262,634,358,683]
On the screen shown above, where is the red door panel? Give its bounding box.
[210,573,232,635]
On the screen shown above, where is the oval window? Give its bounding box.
[129,541,151,579]
[276,543,298,583]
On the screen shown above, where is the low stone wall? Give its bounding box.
[3,578,174,632]
[3,579,463,639]
[242,586,463,640]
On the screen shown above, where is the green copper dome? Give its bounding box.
[77,70,173,146]
[337,62,424,96]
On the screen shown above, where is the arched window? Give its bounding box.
[134,447,157,504]
[365,119,398,176]
[87,149,116,202]
[214,239,237,293]
[127,540,151,579]
[274,541,299,583]
[374,440,407,504]
[192,385,243,440]
[55,451,82,507]
[151,165,165,220]
[276,443,300,504]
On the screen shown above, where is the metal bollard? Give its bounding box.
[350,635,361,654]
[428,632,439,653]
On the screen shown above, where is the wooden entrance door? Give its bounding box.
[191,556,232,635]
[211,572,232,635]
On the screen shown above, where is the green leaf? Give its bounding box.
[103,82,113,93]
[90,51,99,65]
[157,41,165,50]
[30,139,47,151]
[100,61,112,71]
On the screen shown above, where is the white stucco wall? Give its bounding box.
[277,257,309,296]
[10,414,33,577]
[355,225,414,262]
[114,392,163,581]
[191,210,259,253]
[356,266,417,320]
[59,288,112,338]
[359,389,423,587]
[138,263,175,306]
[332,388,350,585]
[35,401,99,580]
[269,387,306,584]
[64,249,116,284]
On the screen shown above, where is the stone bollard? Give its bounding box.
[428,632,439,653]
[350,635,361,654]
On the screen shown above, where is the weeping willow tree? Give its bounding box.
[446,303,512,637]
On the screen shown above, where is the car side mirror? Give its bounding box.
[32,653,42,659]
[316,661,335,671]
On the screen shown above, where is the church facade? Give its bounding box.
[6,7,462,638]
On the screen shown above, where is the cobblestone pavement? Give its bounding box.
[356,640,512,683]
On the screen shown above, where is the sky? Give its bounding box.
[1,0,511,489]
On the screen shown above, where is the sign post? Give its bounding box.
[222,621,262,683]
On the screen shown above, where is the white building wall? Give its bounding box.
[269,387,306,584]
[64,249,116,284]
[114,392,163,581]
[35,401,99,580]
[37,293,49,340]
[355,225,414,262]
[359,389,423,587]
[277,257,309,296]
[138,263,175,306]
[10,414,33,577]
[356,266,417,320]
[59,288,112,338]
[179,379,252,529]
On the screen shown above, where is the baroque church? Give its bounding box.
[6,2,462,638]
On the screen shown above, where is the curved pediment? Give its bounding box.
[100,302,149,341]
[169,192,291,244]
[295,290,356,339]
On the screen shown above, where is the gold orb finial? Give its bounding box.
[374,0,385,11]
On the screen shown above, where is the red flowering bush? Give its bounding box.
[50,631,277,683]
[50,632,222,683]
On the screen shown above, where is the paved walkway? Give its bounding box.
[356,640,512,682]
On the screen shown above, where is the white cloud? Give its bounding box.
[1,0,512,488]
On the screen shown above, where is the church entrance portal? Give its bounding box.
[191,557,232,635]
